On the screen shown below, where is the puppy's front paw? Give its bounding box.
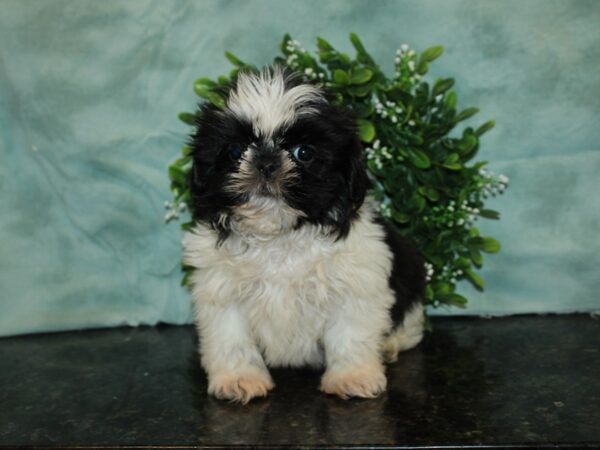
[208,368,274,404]
[320,362,387,400]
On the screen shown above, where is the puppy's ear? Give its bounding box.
[346,136,368,210]
[325,105,369,238]
[187,103,226,222]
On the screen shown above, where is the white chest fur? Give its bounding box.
[183,207,395,368]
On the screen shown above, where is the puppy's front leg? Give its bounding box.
[320,303,389,399]
[196,303,273,404]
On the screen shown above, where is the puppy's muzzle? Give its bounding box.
[254,152,281,181]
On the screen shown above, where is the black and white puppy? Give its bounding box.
[183,67,425,403]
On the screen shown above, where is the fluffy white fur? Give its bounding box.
[183,202,423,403]
[227,67,325,139]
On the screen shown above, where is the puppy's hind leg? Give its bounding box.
[382,302,425,363]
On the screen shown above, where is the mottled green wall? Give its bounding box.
[0,0,599,335]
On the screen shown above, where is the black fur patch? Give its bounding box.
[376,217,426,325]
[281,103,367,239]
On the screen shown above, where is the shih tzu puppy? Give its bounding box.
[183,67,426,403]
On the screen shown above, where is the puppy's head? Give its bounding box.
[189,66,367,240]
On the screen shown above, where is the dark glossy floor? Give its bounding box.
[1,315,599,449]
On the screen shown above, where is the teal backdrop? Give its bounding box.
[1,0,599,336]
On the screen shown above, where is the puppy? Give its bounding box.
[183,67,426,403]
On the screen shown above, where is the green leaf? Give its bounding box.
[465,268,485,290]
[316,36,334,51]
[357,119,376,143]
[443,293,468,308]
[367,159,384,175]
[479,209,500,220]
[481,236,501,253]
[194,79,215,98]
[408,192,426,212]
[425,284,435,301]
[280,33,293,52]
[178,112,196,125]
[444,91,457,109]
[476,120,496,136]
[445,153,460,164]
[392,210,411,223]
[442,162,462,170]
[472,161,489,171]
[455,107,480,122]
[432,78,454,96]
[194,77,217,88]
[224,51,246,67]
[416,60,429,75]
[168,165,187,186]
[349,32,375,65]
[408,150,431,169]
[180,268,192,286]
[181,145,192,157]
[350,67,373,84]
[347,84,372,97]
[206,92,226,109]
[420,186,439,201]
[333,69,350,85]
[457,134,478,154]
[420,45,444,63]
[434,282,453,296]
[172,155,191,169]
[470,248,483,267]
[353,103,374,118]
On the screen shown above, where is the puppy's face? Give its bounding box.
[190,67,367,239]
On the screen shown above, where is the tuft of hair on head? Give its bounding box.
[226,66,327,139]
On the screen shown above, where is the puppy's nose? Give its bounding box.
[254,149,281,180]
[258,162,277,179]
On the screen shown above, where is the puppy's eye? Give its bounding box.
[292,145,315,163]
[228,144,243,161]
